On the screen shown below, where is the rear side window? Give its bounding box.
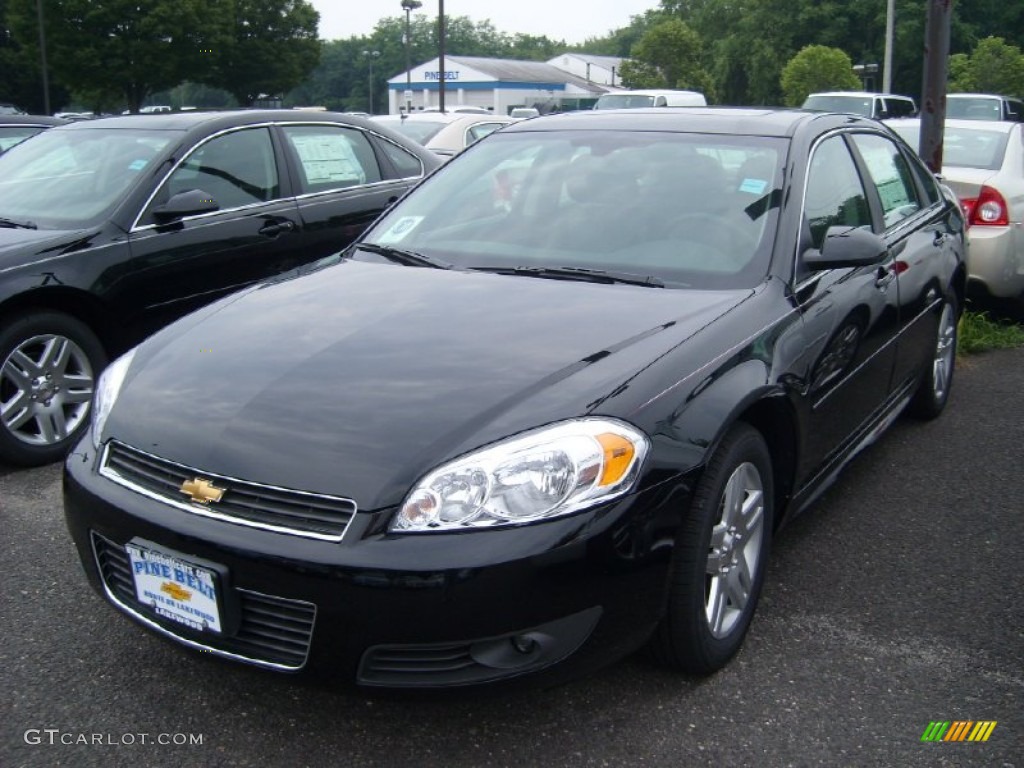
[377,138,424,179]
[804,136,872,248]
[850,133,922,228]
[281,125,382,194]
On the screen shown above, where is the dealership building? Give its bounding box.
[386,54,626,115]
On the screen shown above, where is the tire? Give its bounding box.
[907,293,958,420]
[0,311,107,467]
[649,423,774,675]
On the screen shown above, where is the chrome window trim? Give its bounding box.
[90,532,315,672]
[99,441,357,543]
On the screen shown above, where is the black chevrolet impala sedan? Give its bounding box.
[64,108,966,689]
[0,110,440,466]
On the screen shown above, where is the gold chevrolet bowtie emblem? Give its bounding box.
[160,581,192,601]
[179,477,225,504]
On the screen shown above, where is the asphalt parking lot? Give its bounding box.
[1,348,1022,768]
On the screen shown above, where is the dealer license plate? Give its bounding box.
[126,544,223,633]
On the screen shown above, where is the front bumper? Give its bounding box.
[64,440,689,688]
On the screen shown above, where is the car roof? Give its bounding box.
[57,109,376,132]
[807,91,912,99]
[500,107,871,138]
[947,93,1020,100]
[0,114,67,126]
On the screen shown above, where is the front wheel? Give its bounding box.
[908,294,958,420]
[0,311,107,466]
[648,423,774,675]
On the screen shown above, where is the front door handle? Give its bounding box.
[875,265,896,289]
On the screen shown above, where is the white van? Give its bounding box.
[594,90,707,109]
[802,91,916,119]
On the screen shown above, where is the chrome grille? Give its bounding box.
[101,441,356,541]
[91,532,316,670]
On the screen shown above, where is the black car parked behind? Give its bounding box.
[0,110,441,466]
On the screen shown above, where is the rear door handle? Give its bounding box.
[258,220,296,237]
[933,232,947,247]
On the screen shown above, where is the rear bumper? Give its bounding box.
[966,224,1024,299]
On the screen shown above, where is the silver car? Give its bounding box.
[888,118,1024,304]
[372,112,514,159]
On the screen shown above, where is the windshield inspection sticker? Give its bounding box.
[377,216,423,244]
[128,159,149,171]
[739,178,768,194]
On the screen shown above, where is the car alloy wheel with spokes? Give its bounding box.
[0,312,105,466]
[705,460,765,638]
[649,422,773,675]
[909,294,958,420]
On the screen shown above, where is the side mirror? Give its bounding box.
[151,189,219,222]
[803,226,887,271]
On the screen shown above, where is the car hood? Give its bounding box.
[109,259,749,509]
[0,226,96,269]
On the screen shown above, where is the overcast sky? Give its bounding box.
[308,0,657,45]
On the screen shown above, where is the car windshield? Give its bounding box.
[0,127,176,228]
[889,123,1010,170]
[594,95,657,109]
[946,97,1002,121]
[362,130,786,289]
[803,95,873,116]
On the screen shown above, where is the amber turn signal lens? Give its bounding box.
[597,433,635,486]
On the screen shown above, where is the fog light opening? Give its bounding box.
[511,634,538,655]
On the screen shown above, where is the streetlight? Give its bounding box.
[362,50,381,114]
[401,0,422,114]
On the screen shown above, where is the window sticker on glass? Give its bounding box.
[289,133,366,185]
[377,216,423,244]
[739,178,768,194]
[128,159,149,171]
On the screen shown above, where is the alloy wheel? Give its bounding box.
[0,333,95,447]
[704,461,765,638]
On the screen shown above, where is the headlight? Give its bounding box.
[392,418,649,532]
[91,348,136,449]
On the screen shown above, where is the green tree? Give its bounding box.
[7,0,232,112]
[780,44,860,106]
[620,18,714,98]
[948,37,1024,96]
[208,0,320,105]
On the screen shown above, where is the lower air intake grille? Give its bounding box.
[92,532,316,670]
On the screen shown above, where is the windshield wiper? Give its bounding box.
[0,216,38,229]
[471,265,665,288]
[352,242,454,270]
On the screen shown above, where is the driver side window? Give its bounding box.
[804,136,871,249]
[141,128,279,225]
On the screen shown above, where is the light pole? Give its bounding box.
[362,50,380,114]
[401,0,422,114]
[438,0,446,112]
[36,0,51,114]
[883,0,895,93]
